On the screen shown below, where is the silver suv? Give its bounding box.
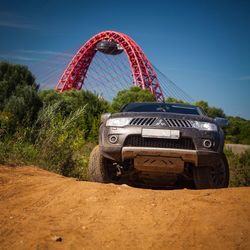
[88,102,229,189]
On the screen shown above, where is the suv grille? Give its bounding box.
[129,117,192,128]
[124,135,195,150]
[163,118,192,128]
[130,117,157,126]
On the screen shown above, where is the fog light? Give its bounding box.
[109,135,118,144]
[203,139,212,148]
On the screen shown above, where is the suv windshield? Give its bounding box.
[122,103,201,115]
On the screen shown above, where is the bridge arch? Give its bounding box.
[56,31,164,101]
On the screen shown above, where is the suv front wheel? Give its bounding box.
[88,145,118,183]
[193,154,229,189]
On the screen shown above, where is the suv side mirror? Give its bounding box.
[101,113,111,123]
[214,117,228,128]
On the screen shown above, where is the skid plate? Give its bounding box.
[134,156,184,173]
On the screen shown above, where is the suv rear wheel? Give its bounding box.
[193,154,229,189]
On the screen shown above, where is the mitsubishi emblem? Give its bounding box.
[156,119,167,126]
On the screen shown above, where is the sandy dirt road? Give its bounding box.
[0,165,250,250]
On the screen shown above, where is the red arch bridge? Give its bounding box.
[31,30,193,102]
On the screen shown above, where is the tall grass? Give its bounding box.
[0,102,95,180]
[0,136,38,165]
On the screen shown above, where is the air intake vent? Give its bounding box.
[163,119,192,128]
[124,135,195,150]
[129,117,192,128]
[130,117,157,126]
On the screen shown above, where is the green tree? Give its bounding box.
[165,97,188,104]
[111,86,156,112]
[195,100,225,118]
[225,117,250,144]
[0,62,42,134]
[0,62,38,109]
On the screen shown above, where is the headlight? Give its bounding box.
[190,121,217,131]
[106,117,132,127]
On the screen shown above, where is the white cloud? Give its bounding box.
[0,21,35,29]
[165,67,209,74]
[18,50,73,57]
[0,11,36,30]
[0,49,73,64]
[0,54,38,61]
[237,76,250,81]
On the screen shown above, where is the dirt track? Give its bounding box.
[0,165,250,250]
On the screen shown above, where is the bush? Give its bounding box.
[225,117,250,145]
[225,150,250,187]
[39,89,110,142]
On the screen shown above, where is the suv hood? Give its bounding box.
[110,112,214,123]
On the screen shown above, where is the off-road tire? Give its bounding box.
[193,154,229,189]
[88,145,110,183]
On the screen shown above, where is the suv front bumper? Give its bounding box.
[101,145,222,167]
[122,147,222,167]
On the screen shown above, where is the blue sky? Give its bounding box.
[0,0,250,119]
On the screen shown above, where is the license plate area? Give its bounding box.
[142,128,180,139]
